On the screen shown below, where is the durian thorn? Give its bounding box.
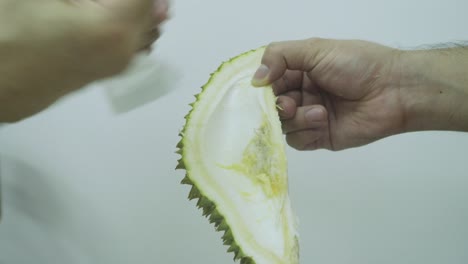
[180,175,192,185]
[188,185,201,200]
[176,140,183,149]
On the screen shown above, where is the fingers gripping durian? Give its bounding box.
[176,47,299,264]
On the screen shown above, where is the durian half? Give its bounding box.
[176,47,299,264]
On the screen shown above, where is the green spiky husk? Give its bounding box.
[176,158,255,264]
[175,49,261,264]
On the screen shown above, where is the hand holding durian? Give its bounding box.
[252,38,468,150]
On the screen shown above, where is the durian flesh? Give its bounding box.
[177,47,299,264]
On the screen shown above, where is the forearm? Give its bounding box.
[398,46,468,132]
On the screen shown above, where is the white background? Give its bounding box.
[1,0,468,263]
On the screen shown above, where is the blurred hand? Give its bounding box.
[0,0,169,122]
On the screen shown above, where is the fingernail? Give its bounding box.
[305,107,325,122]
[251,64,270,87]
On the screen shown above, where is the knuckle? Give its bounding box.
[306,37,324,46]
[264,41,284,58]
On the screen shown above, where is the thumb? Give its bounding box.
[252,38,328,87]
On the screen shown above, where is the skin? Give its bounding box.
[251,38,468,151]
[0,0,169,122]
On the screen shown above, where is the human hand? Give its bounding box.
[0,0,169,122]
[94,0,170,51]
[252,39,404,151]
